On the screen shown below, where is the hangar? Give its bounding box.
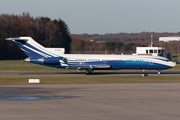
[159,36,180,42]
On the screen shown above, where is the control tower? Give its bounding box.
[132,35,172,61]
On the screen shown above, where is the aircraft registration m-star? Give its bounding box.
[6,37,176,74]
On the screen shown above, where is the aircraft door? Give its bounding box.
[149,59,153,65]
[102,59,107,63]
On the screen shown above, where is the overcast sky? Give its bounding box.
[0,0,180,34]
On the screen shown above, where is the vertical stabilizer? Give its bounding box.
[6,37,63,58]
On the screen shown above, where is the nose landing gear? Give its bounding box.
[157,70,162,75]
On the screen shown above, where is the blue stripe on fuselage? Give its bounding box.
[68,60,172,70]
[115,61,171,70]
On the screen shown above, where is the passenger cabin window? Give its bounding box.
[149,50,153,53]
[146,50,148,54]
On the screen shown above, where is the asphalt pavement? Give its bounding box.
[0,83,180,120]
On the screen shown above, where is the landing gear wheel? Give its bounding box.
[86,70,91,75]
[157,71,161,75]
[86,69,93,75]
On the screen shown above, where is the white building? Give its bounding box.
[132,47,172,61]
[159,36,180,42]
[133,47,165,56]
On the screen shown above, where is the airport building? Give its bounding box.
[132,47,172,61]
[159,36,180,42]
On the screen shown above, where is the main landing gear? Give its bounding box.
[142,69,148,77]
[86,68,93,75]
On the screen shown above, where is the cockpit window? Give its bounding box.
[154,58,169,62]
[164,59,169,62]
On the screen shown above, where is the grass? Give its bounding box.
[0,60,74,73]
[0,76,179,85]
[173,54,180,57]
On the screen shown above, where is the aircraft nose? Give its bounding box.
[171,62,176,67]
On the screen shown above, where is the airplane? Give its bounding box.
[6,37,176,75]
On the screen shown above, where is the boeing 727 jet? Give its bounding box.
[6,37,176,74]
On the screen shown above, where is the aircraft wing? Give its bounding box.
[68,64,111,69]
[94,64,111,68]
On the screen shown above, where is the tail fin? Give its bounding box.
[6,37,64,58]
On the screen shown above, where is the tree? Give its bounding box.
[70,36,86,53]
[115,42,124,51]
[52,19,72,53]
[40,17,51,25]
[0,13,72,60]
[125,43,139,51]
[104,41,116,51]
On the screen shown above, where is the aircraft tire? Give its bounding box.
[86,70,92,75]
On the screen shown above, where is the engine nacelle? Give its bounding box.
[38,57,63,65]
